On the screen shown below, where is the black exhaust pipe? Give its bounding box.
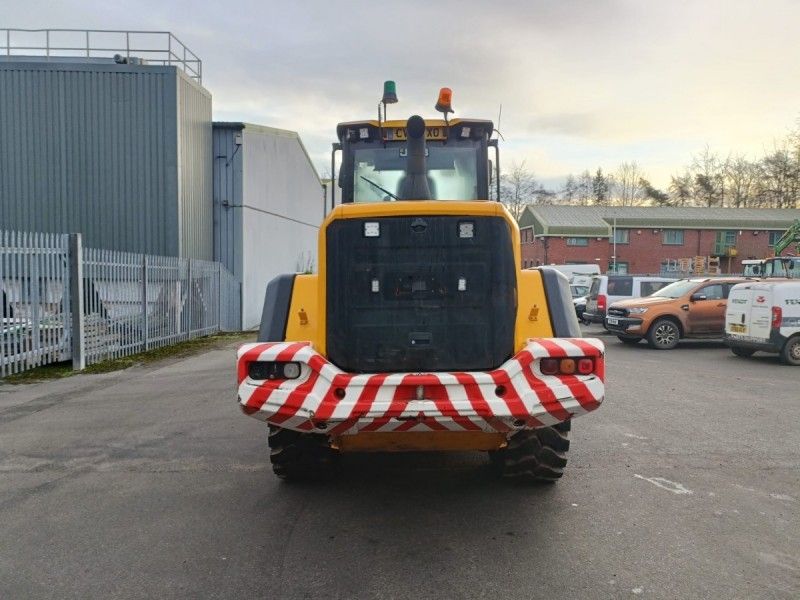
[399,115,432,200]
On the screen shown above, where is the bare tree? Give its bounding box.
[668,171,693,206]
[561,174,578,204]
[613,161,646,206]
[690,146,727,207]
[760,142,800,209]
[725,155,759,208]
[576,170,593,205]
[499,160,537,220]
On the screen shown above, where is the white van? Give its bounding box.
[583,275,676,324]
[725,281,800,365]
[541,264,601,288]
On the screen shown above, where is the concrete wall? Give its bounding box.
[213,123,324,329]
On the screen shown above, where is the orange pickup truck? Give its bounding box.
[605,277,750,349]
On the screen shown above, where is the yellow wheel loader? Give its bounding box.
[237,84,606,482]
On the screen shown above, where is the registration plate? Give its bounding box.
[606,317,619,326]
[729,323,747,333]
[390,126,447,141]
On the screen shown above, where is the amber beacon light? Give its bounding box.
[435,87,454,114]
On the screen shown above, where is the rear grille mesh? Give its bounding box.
[326,216,517,373]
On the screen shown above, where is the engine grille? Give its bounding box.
[607,306,629,317]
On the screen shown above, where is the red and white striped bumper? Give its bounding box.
[236,339,605,435]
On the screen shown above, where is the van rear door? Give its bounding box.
[749,286,774,341]
[586,277,601,314]
[726,285,752,337]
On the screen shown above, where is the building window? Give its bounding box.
[769,231,783,247]
[662,230,684,245]
[608,262,629,274]
[612,229,629,244]
[714,230,737,255]
[566,237,589,246]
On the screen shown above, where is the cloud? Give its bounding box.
[5,0,800,187]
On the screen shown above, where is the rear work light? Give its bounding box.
[248,361,301,381]
[540,357,595,376]
[771,306,782,329]
[597,294,607,311]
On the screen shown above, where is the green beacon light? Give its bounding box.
[382,80,398,104]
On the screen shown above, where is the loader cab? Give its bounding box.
[334,118,496,205]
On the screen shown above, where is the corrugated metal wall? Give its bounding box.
[212,124,244,279]
[0,61,212,259]
[177,71,213,260]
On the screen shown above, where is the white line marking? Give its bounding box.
[634,474,693,495]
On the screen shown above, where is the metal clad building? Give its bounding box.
[213,122,324,329]
[0,58,212,259]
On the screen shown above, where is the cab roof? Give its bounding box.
[336,118,494,141]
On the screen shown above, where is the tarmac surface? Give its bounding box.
[1,328,798,599]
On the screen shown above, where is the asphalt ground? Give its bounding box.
[0,329,798,599]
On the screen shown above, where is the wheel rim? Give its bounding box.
[654,323,677,347]
[790,341,800,361]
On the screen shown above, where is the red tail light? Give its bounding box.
[597,294,607,311]
[577,358,594,374]
[771,306,782,329]
[540,358,560,375]
[540,357,596,376]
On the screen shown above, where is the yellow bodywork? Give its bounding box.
[281,200,554,452]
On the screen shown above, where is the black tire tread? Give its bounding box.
[780,336,800,366]
[730,346,755,358]
[268,426,338,481]
[489,422,571,483]
[646,318,681,350]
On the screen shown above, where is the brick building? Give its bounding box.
[518,206,800,275]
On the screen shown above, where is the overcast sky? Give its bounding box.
[4,0,799,188]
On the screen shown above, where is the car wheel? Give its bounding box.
[780,336,800,366]
[647,319,680,350]
[617,336,641,345]
[730,346,755,358]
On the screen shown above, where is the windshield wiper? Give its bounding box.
[360,176,399,201]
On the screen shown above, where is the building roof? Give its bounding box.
[518,205,800,236]
[213,121,321,182]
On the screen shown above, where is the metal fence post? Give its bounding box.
[69,233,85,370]
[142,254,149,351]
[217,262,222,332]
[187,258,193,339]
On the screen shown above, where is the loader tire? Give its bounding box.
[489,421,571,483]
[268,426,338,481]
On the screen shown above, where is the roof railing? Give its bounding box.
[0,29,202,83]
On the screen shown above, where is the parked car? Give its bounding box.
[605,277,749,349]
[570,284,589,321]
[583,275,675,324]
[724,280,800,365]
